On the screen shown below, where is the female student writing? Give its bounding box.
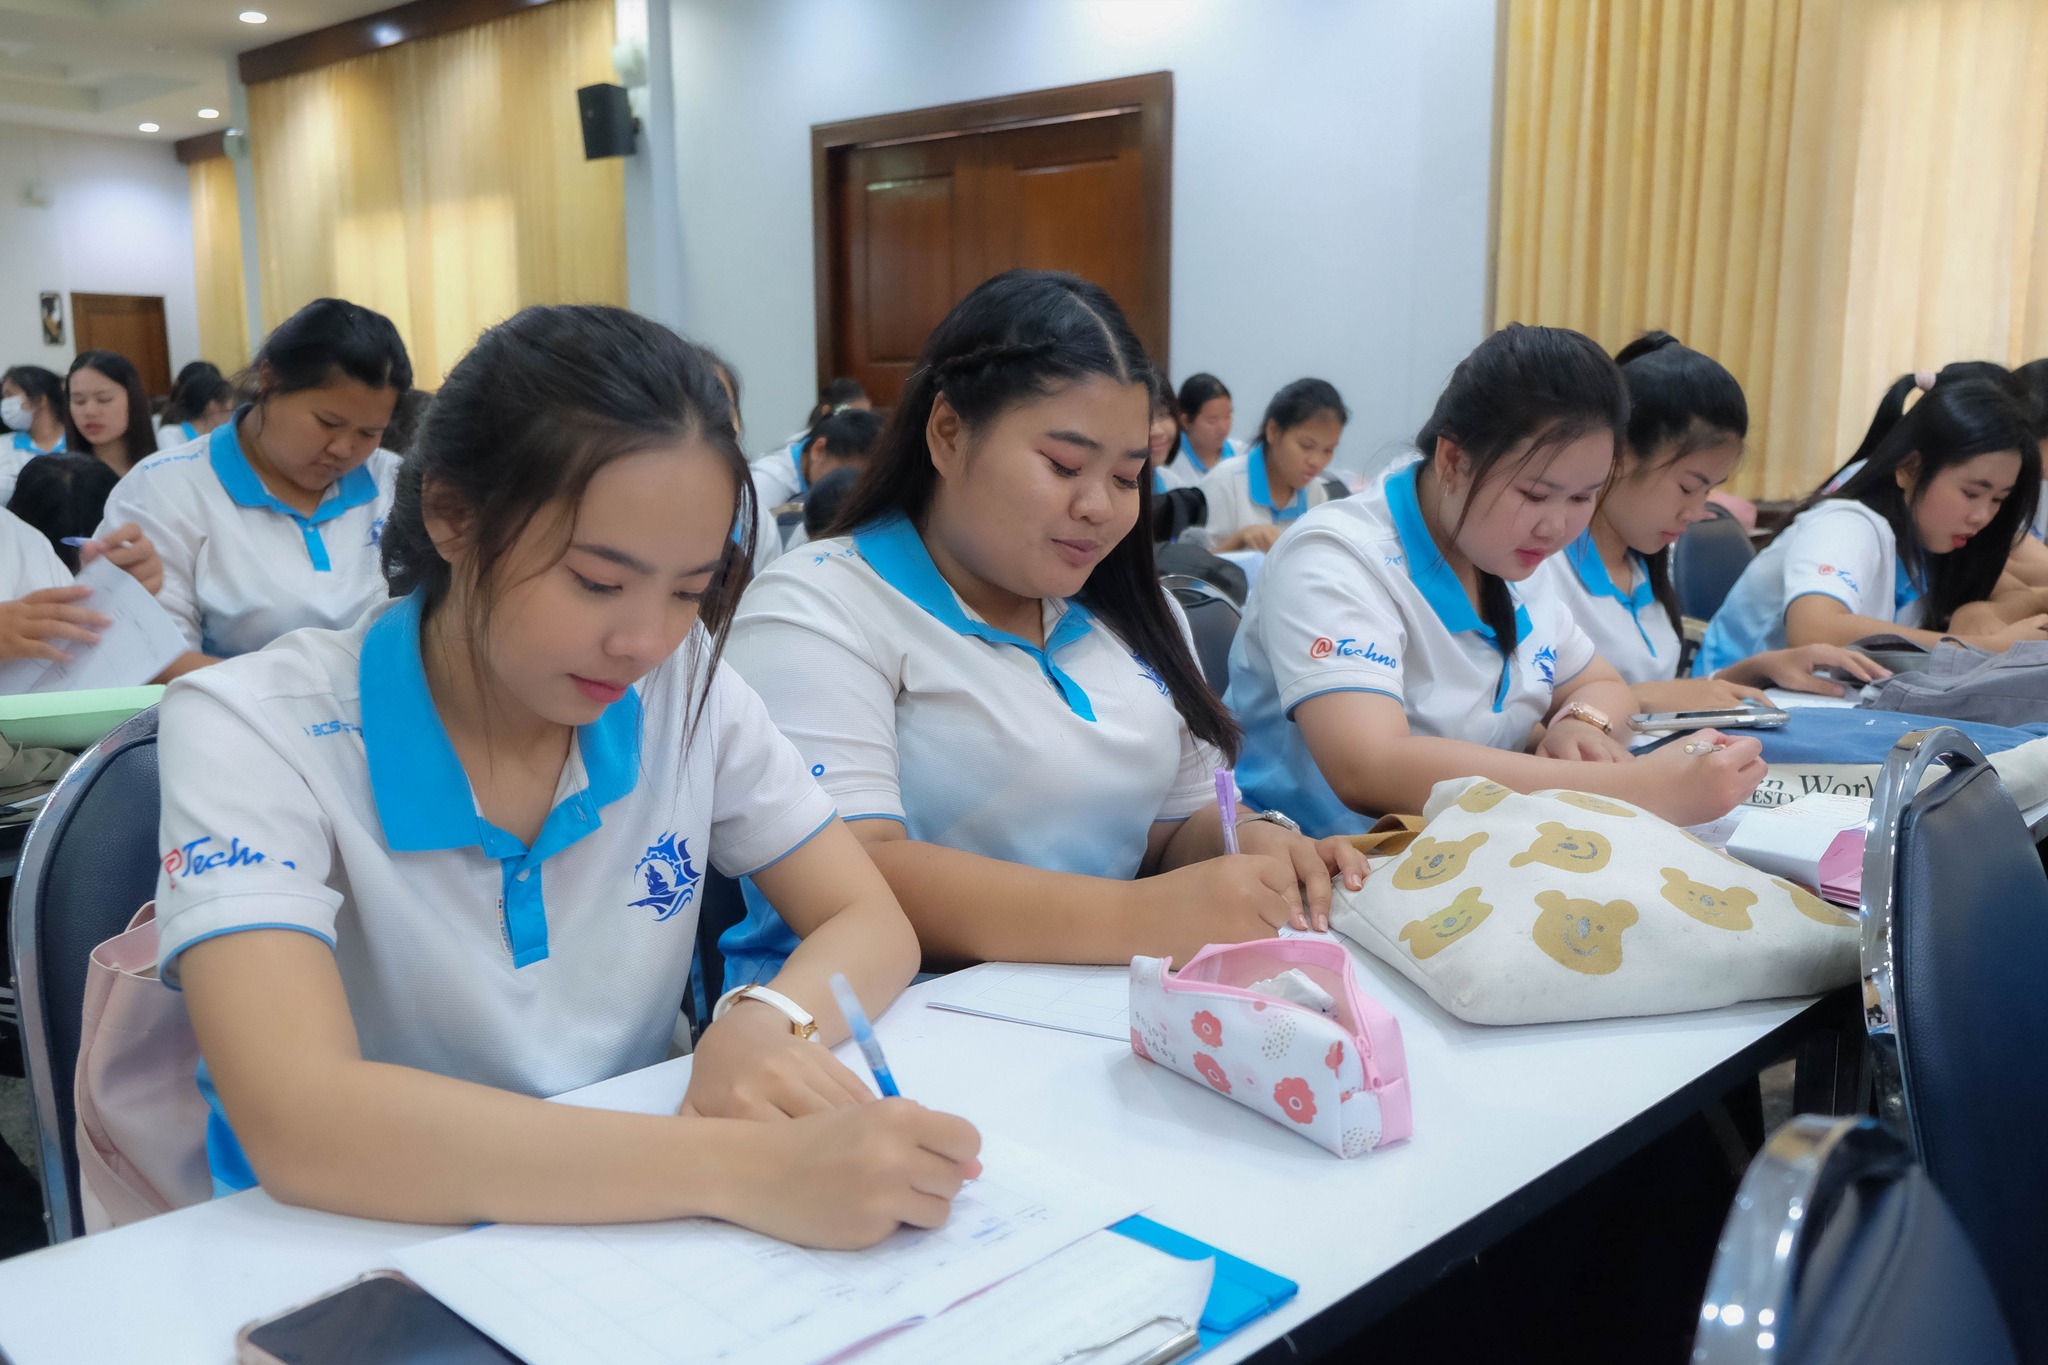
[1156,372,1241,489]
[1226,324,1767,835]
[157,304,977,1242]
[1698,367,2047,670]
[721,270,1367,986]
[156,361,234,446]
[1187,379,1344,552]
[1530,333,1889,710]
[64,351,157,477]
[2,365,67,456]
[98,298,410,677]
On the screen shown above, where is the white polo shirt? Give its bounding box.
[1225,463,1598,837]
[97,415,399,659]
[1155,433,1243,491]
[154,590,836,1190]
[0,430,64,507]
[1529,532,1682,685]
[1184,447,1333,548]
[750,439,807,509]
[0,507,71,601]
[1696,499,1923,675]
[719,512,1220,984]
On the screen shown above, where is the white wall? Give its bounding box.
[650,0,1500,472]
[0,122,201,383]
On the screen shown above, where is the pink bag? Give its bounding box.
[1129,937,1412,1157]
[73,901,211,1232]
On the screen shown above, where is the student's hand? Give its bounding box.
[1631,730,1767,824]
[1983,614,2048,651]
[1536,716,1633,762]
[1221,525,1284,553]
[1138,854,1311,962]
[682,998,878,1120]
[1636,676,1773,712]
[77,523,164,595]
[722,1099,982,1250]
[0,585,107,662]
[1233,819,1369,931]
[1730,645,1889,697]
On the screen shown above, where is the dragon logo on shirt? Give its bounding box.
[1817,564,1861,594]
[1533,645,1558,685]
[365,516,387,547]
[1133,653,1170,696]
[630,832,702,922]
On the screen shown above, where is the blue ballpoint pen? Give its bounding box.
[828,972,901,1098]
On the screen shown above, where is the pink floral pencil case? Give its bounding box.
[1129,937,1412,1158]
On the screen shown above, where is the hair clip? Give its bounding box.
[1914,370,1938,391]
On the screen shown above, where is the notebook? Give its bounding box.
[921,962,1129,1041]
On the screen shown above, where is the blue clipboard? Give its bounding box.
[1110,1215,1298,1355]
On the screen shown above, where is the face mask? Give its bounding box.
[0,396,28,432]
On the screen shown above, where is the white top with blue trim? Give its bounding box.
[1528,532,1681,685]
[0,506,71,601]
[1696,499,1924,675]
[749,439,807,508]
[96,419,399,658]
[1155,433,1244,491]
[0,430,64,506]
[1184,447,1333,548]
[1225,463,1598,838]
[153,592,836,1103]
[728,514,1220,875]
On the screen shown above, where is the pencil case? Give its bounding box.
[1128,937,1411,1157]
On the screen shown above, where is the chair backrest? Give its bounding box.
[1162,575,1241,693]
[7,706,162,1244]
[1673,512,1756,623]
[1320,474,1350,502]
[1692,1114,2015,1365]
[1861,725,2048,1362]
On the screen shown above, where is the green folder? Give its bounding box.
[0,686,162,751]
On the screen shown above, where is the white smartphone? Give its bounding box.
[1629,704,1791,734]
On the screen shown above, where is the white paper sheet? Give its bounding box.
[838,1230,1211,1365]
[395,1141,1147,1365]
[922,963,1129,1041]
[0,558,183,695]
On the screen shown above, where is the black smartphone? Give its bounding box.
[236,1270,519,1365]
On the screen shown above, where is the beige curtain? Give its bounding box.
[1495,0,2048,500]
[188,155,250,369]
[245,0,624,388]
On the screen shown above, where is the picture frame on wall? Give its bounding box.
[39,292,61,346]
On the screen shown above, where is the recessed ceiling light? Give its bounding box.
[198,108,221,119]
[138,122,159,133]
[238,10,267,22]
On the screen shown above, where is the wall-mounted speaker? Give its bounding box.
[577,83,638,160]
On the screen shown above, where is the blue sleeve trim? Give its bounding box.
[735,811,838,879]
[1786,587,1860,613]
[841,812,909,827]
[1283,684,1403,719]
[162,922,337,992]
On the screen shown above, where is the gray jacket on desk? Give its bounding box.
[1866,640,2048,729]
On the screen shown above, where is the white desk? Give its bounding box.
[0,936,1827,1365]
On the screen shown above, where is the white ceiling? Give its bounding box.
[0,0,393,143]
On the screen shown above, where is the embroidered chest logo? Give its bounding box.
[1133,653,1170,696]
[1532,645,1558,685]
[366,516,387,547]
[1817,564,1861,594]
[630,832,702,922]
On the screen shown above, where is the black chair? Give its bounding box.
[1320,474,1350,502]
[1160,575,1241,693]
[1673,509,1756,624]
[687,870,749,1033]
[8,707,162,1244]
[1861,727,2048,1362]
[1692,1114,2015,1365]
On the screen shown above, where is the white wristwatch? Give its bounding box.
[712,984,819,1040]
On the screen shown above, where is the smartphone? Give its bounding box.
[1629,704,1791,734]
[236,1270,518,1365]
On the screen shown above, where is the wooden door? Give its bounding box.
[816,74,1171,406]
[69,293,172,398]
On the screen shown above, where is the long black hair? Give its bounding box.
[160,361,230,426]
[251,297,412,404]
[1612,331,1749,635]
[64,351,157,468]
[827,269,1239,756]
[1256,378,1349,454]
[1414,323,1629,662]
[1170,372,1231,469]
[2,365,63,413]
[381,305,755,735]
[1788,367,2040,630]
[7,454,117,571]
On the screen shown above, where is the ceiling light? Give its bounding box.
[198,108,220,119]
[138,122,159,133]
[238,10,267,23]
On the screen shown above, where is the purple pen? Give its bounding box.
[1216,768,1240,856]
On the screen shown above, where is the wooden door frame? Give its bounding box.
[810,71,1174,390]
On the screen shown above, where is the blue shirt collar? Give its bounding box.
[1177,431,1215,476]
[1385,463,1531,710]
[1895,558,1924,611]
[11,431,62,455]
[210,409,382,569]
[789,438,809,494]
[1151,467,1169,496]
[1565,530,1660,656]
[851,512,1099,719]
[1246,443,1310,521]
[358,590,645,856]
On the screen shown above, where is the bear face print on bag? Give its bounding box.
[1392,832,1489,889]
[1532,890,1639,974]
[1398,887,1493,959]
[1509,822,1612,873]
[1659,868,1758,931]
